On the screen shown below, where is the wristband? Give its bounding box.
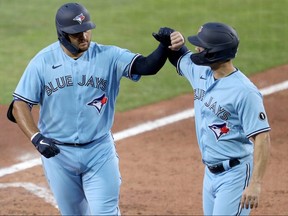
[31,132,40,141]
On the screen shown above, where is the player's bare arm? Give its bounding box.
[241,131,271,209]
[12,100,39,138]
[12,100,60,158]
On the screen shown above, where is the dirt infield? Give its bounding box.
[0,65,287,215]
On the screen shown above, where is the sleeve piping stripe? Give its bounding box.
[247,127,271,138]
[128,54,141,78]
[12,93,38,105]
[176,50,190,76]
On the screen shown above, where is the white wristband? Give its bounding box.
[31,132,40,141]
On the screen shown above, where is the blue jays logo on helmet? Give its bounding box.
[87,94,108,114]
[73,13,85,24]
[208,122,230,140]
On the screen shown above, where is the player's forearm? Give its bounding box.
[131,44,167,75]
[250,132,270,184]
[13,100,39,139]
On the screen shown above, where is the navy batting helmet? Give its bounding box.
[55,3,96,54]
[188,22,239,66]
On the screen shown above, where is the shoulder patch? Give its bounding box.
[259,112,266,121]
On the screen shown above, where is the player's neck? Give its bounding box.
[61,45,84,60]
[211,61,236,80]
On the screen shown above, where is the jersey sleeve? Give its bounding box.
[114,47,141,82]
[176,51,193,77]
[237,90,271,138]
[176,51,209,88]
[13,58,43,105]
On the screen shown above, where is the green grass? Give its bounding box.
[0,0,287,111]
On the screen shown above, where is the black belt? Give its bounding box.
[207,159,240,174]
[56,140,94,147]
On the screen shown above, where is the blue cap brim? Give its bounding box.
[187,35,205,47]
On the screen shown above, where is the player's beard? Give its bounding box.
[78,41,90,53]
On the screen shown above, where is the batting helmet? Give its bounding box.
[55,3,96,54]
[188,22,239,66]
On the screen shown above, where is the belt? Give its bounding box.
[56,140,94,147]
[207,159,240,174]
[55,134,111,147]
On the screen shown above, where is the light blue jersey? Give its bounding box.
[177,51,271,215]
[13,41,141,215]
[177,52,270,165]
[14,41,140,143]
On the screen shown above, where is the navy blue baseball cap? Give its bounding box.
[187,22,239,53]
[187,22,239,65]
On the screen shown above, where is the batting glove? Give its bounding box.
[152,27,175,47]
[31,132,60,158]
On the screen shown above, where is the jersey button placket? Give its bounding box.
[200,103,208,161]
[73,61,81,141]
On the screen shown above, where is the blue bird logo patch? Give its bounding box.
[87,94,108,114]
[208,122,230,140]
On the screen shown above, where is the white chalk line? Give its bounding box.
[0,182,58,208]
[114,80,288,140]
[0,80,287,209]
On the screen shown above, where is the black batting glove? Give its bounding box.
[31,132,60,158]
[152,27,175,47]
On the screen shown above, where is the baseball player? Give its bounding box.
[6,3,174,215]
[153,23,271,215]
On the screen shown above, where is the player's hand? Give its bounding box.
[169,31,185,51]
[240,181,261,209]
[31,132,60,158]
[152,27,175,47]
